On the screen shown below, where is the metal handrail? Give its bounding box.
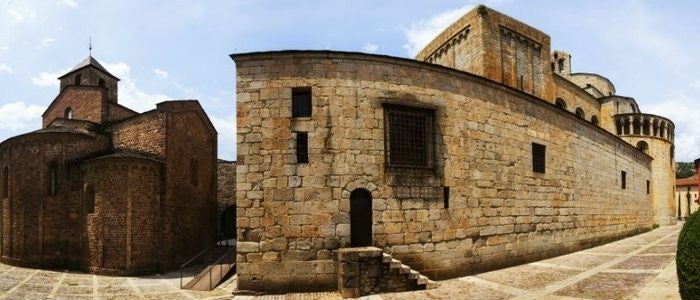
[179,238,235,289]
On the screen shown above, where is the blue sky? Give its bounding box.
[1,0,700,162]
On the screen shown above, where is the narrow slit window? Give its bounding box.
[2,166,7,198]
[85,185,95,214]
[646,180,650,194]
[532,143,546,173]
[65,107,72,119]
[443,186,450,209]
[48,164,58,196]
[296,132,309,163]
[292,87,312,117]
[190,159,199,186]
[74,74,82,86]
[621,171,627,189]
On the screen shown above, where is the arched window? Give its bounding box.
[558,59,565,72]
[48,163,58,196]
[630,103,636,113]
[575,108,585,119]
[555,98,567,110]
[74,74,82,86]
[591,115,599,125]
[2,166,8,198]
[84,185,95,214]
[190,158,198,186]
[65,107,72,119]
[636,141,649,154]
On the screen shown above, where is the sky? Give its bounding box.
[1,0,700,162]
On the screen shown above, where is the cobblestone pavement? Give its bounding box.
[0,265,236,299]
[234,224,682,300]
[0,225,680,299]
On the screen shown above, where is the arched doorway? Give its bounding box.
[350,189,372,247]
[221,206,236,239]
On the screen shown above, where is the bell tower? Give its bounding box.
[57,56,120,103]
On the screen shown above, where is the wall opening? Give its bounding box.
[84,185,95,214]
[443,186,450,209]
[591,115,599,126]
[48,163,58,196]
[221,205,237,239]
[292,87,312,117]
[555,98,567,110]
[636,141,649,154]
[190,159,199,186]
[295,132,309,164]
[65,107,73,119]
[621,171,627,189]
[532,143,546,173]
[383,104,435,169]
[350,188,372,247]
[2,166,7,198]
[575,108,585,119]
[74,74,82,86]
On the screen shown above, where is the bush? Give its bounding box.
[677,211,700,299]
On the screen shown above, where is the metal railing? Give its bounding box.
[179,238,235,290]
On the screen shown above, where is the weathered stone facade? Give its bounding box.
[231,6,676,294]
[0,56,218,275]
[218,160,237,238]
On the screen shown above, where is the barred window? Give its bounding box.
[296,132,309,164]
[292,87,312,117]
[383,104,435,168]
[532,143,546,173]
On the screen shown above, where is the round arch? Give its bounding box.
[555,98,567,110]
[636,141,649,154]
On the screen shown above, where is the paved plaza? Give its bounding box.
[0,224,682,299]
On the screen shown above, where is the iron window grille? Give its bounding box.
[532,143,546,173]
[292,87,312,117]
[383,104,435,169]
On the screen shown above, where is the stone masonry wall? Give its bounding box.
[0,132,110,268]
[82,158,161,275]
[110,112,166,158]
[233,51,654,293]
[43,87,105,127]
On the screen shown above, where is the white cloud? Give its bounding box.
[102,61,171,112]
[402,5,473,57]
[0,102,45,130]
[39,38,55,49]
[1,46,9,51]
[361,43,379,54]
[57,0,79,7]
[32,69,67,87]
[7,8,25,22]
[210,115,237,160]
[154,69,168,79]
[646,92,700,162]
[0,64,12,74]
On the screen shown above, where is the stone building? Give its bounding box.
[675,175,698,219]
[231,6,676,293]
[0,56,218,275]
[218,159,237,239]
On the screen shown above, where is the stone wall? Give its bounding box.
[233,51,654,292]
[218,160,237,238]
[110,112,166,158]
[43,86,106,127]
[0,132,110,268]
[82,157,162,275]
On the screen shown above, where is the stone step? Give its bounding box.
[382,253,392,263]
[389,259,401,269]
[408,270,419,280]
[399,264,410,274]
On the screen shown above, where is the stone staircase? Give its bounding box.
[338,247,438,298]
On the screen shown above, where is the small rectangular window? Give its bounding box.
[646,180,650,194]
[621,171,627,189]
[296,132,309,163]
[532,143,546,173]
[292,87,312,118]
[48,164,57,196]
[443,186,450,209]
